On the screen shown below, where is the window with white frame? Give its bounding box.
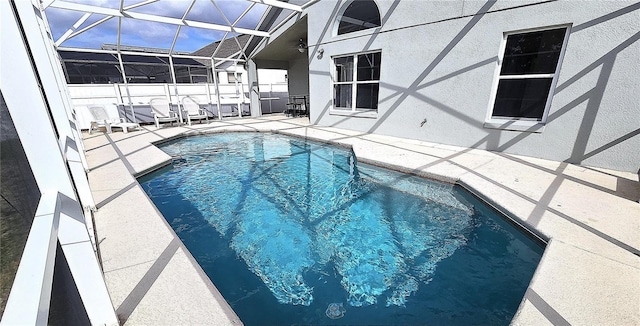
[486,26,570,129]
[335,0,381,36]
[333,51,381,112]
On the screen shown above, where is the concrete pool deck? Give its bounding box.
[82,115,639,325]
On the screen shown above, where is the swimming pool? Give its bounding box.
[139,132,544,325]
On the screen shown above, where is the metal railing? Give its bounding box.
[1,191,118,325]
[2,192,59,325]
[69,82,252,128]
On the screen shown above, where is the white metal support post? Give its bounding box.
[2,192,60,325]
[1,1,118,324]
[211,58,223,120]
[205,77,213,118]
[116,51,137,122]
[247,59,262,117]
[234,69,242,117]
[37,1,92,174]
[168,55,184,124]
[116,15,137,123]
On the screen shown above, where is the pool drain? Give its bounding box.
[326,302,346,319]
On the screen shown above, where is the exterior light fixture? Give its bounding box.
[317,48,324,59]
[298,38,306,53]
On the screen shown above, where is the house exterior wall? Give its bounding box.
[305,0,640,172]
[219,64,249,84]
[288,54,310,97]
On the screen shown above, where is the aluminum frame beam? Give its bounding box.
[49,0,270,38]
[248,0,302,12]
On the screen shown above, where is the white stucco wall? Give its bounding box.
[258,69,288,84]
[303,0,640,172]
[288,54,310,97]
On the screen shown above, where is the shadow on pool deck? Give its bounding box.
[83,115,640,325]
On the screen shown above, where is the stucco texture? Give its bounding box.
[305,0,640,172]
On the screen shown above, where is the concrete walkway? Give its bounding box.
[83,115,639,325]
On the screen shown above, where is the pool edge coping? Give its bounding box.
[142,128,552,320]
[133,180,244,325]
[90,119,639,325]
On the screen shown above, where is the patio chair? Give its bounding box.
[182,96,209,125]
[150,97,178,128]
[285,96,308,117]
[88,105,139,134]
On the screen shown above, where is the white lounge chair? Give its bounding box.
[88,105,139,134]
[182,96,209,125]
[150,98,178,128]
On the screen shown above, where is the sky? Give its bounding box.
[45,0,269,53]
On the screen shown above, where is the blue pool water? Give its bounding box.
[139,133,544,325]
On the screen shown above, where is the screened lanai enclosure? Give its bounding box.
[61,43,254,124]
[60,49,211,84]
[4,0,640,324]
[44,0,313,127]
[1,0,314,323]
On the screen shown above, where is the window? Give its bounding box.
[332,51,381,113]
[486,26,570,131]
[335,0,381,35]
